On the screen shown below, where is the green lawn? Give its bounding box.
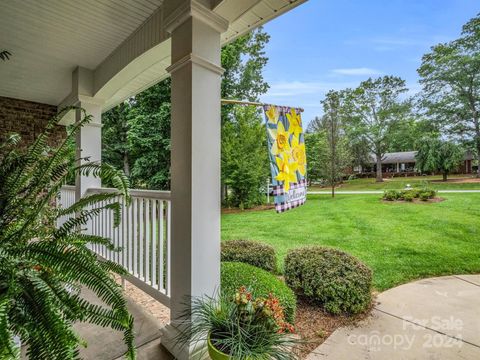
[309,175,480,191]
[221,193,480,291]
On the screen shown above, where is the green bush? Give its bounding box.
[419,191,430,201]
[423,188,437,199]
[221,240,277,272]
[403,191,415,202]
[410,188,421,198]
[383,190,400,201]
[221,262,296,322]
[284,247,372,315]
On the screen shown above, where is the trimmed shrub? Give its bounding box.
[383,190,399,201]
[221,240,277,272]
[410,189,421,198]
[419,191,430,201]
[284,247,372,315]
[423,188,437,199]
[403,191,415,202]
[221,262,296,322]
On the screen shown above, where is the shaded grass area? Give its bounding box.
[309,175,480,191]
[221,194,480,291]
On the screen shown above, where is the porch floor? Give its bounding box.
[74,288,173,360]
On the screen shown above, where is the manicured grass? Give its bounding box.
[309,175,480,191]
[221,193,480,291]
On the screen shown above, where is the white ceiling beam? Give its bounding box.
[93,6,169,99]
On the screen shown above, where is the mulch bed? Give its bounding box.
[222,204,275,214]
[294,298,372,358]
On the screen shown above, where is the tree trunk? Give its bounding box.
[443,172,448,182]
[220,181,225,203]
[476,139,480,178]
[123,153,130,177]
[331,163,335,198]
[375,154,383,182]
[472,109,480,178]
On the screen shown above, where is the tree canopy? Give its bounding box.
[415,138,464,181]
[343,76,411,182]
[418,13,480,176]
[222,106,269,209]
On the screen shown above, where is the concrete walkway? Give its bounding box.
[307,275,480,360]
[309,190,480,195]
[74,288,173,360]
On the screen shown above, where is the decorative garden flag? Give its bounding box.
[264,105,307,213]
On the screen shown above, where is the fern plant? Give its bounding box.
[0,108,135,359]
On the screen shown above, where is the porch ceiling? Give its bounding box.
[0,0,306,112]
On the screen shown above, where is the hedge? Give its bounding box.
[221,240,277,272]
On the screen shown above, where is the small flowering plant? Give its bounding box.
[175,286,299,359]
[234,286,295,335]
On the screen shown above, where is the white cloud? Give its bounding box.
[331,67,383,76]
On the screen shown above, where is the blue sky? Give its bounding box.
[260,0,479,126]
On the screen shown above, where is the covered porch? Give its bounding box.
[0,0,306,358]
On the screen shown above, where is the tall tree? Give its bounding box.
[343,76,410,182]
[418,13,480,176]
[222,106,269,209]
[304,131,327,186]
[102,102,131,176]
[127,79,171,189]
[219,27,271,202]
[320,90,351,197]
[416,138,464,181]
[221,28,270,102]
[387,117,439,152]
[102,79,171,190]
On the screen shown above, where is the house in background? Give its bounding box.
[353,150,474,178]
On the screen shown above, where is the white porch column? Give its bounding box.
[65,67,104,201]
[161,1,228,359]
[75,100,102,200]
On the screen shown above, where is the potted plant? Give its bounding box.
[175,286,299,359]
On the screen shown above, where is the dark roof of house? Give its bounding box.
[369,150,473,164]
[369,151,417,164]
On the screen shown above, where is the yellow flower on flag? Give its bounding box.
[275,153,298,192]
[291,135,307,176]
[268,121,290,155]
[286,108,303,138]
[265,105,279,124]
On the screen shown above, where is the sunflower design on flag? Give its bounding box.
[264,105,307,213]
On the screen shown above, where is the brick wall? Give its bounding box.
[0,96,66,148]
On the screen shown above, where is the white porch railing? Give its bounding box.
[58,186,171,307]
[57,185,76,228]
